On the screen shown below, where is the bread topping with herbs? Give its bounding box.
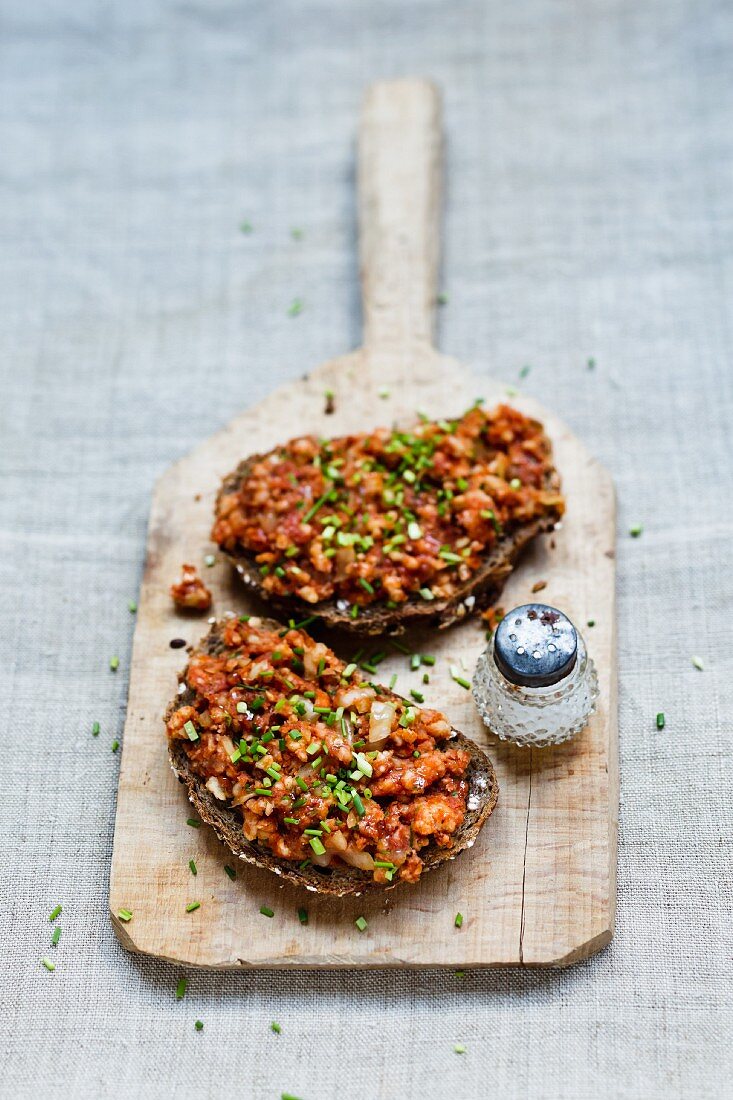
[212,404,563,614]
[166,617,472,883]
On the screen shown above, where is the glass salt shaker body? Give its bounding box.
[472,604,599,747]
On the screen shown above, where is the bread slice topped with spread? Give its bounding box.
[166,615,498,895]
[212,403,564,635]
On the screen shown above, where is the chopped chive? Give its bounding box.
[656,712,665,730]
[407,521,422,540]
[454,970,465,978]
[355,916,368,932]
[183,720,199,742]
[351,791,365,817]
[128,600,137,613]
[629,524,643,537]
[298,907,308,925]
[291,227,303,240]
[51,926,61,946]
[410,689,424,703]
[117,908,133,922]
[260,906,275,918]
[437,292,449,305]
[204,553,216,567]
[175,977,187,1000]
[41,958,55,972]
[419,587,434,601]
[195,1020,204,1031]
[388,673,397,690]
[378,386,390,399]
[271,1021,282,1034]
[587,357,596,369]
[309,837,326,856]
[301,491,331,525]
[389,639,412,655]
[111,739,120,752]
[282,1094,304,1100]
[109,656,119,671]
[187,818,200,828]
[587,619,596,627]
[519,364,531,378]
[185,901,201,913]
[224,865,236,880]
[189,859,197,876]
[454,1044,467,1054]
[454,912,464,928]
[450,666,471,690]
[92,721,100,737]
[287,298,303,317]
[691,655,704,670]
[49,905,62,922]
[239,219,253,233]
[410,653,421,671]
[358,577,374,595]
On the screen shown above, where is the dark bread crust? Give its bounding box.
[166,618,499,897]
[216,455,561,636]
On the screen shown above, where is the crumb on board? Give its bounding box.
[531,580,547,593]
[481,605,505,631]
[170,564,212,611]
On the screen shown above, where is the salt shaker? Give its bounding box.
[472,604,599,746]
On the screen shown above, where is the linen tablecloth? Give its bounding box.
[1,0,731,1096]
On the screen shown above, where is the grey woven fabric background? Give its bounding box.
[1,0,731,1097]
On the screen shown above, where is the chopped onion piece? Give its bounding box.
[340,849,375,871]
[368,699,396,745]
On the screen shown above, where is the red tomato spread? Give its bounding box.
[167,618,472,883]
[212,404,563,611]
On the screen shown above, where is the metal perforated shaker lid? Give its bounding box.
[493,604,577,688]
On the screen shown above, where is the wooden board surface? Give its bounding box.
[109,79,618,968]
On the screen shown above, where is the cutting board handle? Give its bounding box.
[358,78,443,353]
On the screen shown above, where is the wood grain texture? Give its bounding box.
[109,79,618,968]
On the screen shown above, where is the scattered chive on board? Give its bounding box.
[195,1020,204,1031]
[691,656,704,671]
[117,908,133,922]
[41,957,55,972]
[49,905,62,922]
[656,712,665,730]
[189,859,197,875]
[297,908,308,925]
[454,912,464,928]
[109,656,119,671]
[175,977,187,1000]
[355,916,367,932]
[260,906,275,918]
[92,721,100,737]
[51,926,62,946]
[187,818,200,828]
[454,1044,467,1054]
[629,524,643,537]
[185,901,201,913]
[224,865,236,880]
[271,1021,282,1034]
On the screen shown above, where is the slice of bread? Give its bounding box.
[216,455,561,637]
[166,618,499,896]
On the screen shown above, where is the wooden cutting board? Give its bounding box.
[109,79,617,968]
